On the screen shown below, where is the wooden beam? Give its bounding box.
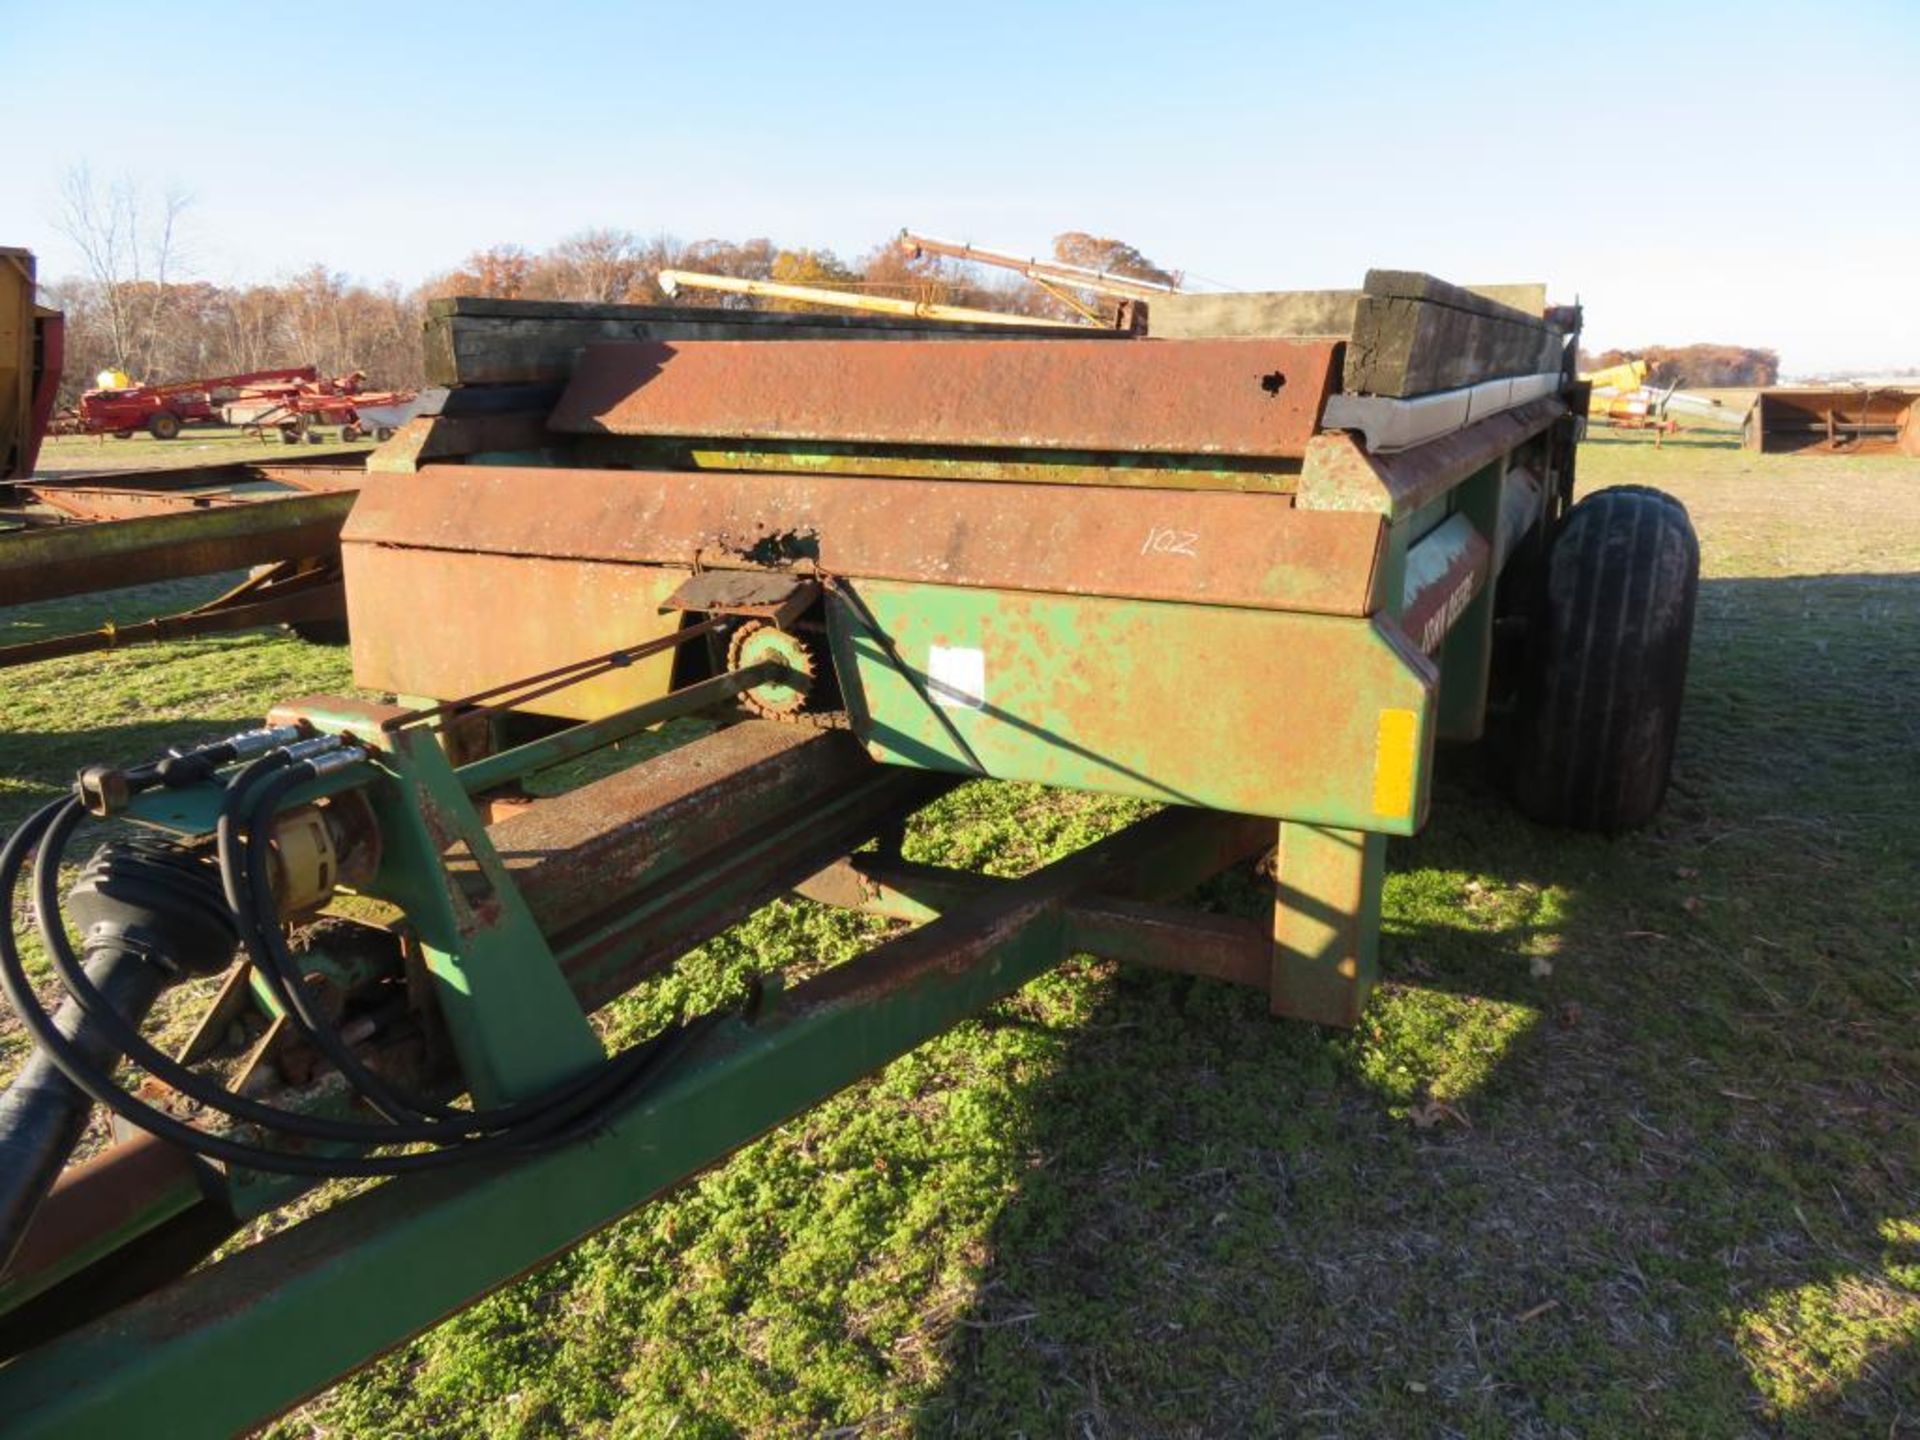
[423,297,1119,388]
[1345,270,1566,399]
[1144,289,1360,340]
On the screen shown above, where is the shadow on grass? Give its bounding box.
[3,561,1914,1436]
[909,572,1920,1437]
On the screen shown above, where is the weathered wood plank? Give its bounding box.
[424,298,1114,387]
[1144,281,1547,341]
[1345,270,1566,398]
[1144,289,1360,340]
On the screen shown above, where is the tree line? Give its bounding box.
[43,221,1160,405]
[43,167,1779,403]
[1579,344,1780,388]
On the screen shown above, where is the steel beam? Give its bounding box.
[1269,822,1386,1026]
[0,490,354,608]
[550,338,1340,456]
[342,464,1386,617]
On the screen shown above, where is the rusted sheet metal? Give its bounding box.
[549,338,1341,457]
[577,441,1301,493]
[466,718,952,1012]
[23,485,250,521]
[342,466,1385,619]
[247,464,366,492]
[0,491,354,608]
[1299,394,1565,518]
[661,570,818,626]
[799,811,1271,920]
[477,722,868,936]
[345,549,687,721]
[21,457,365,495]
[1398,512,1491,654]
[1745,386,1920,456]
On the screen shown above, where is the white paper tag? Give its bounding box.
[926,645,985,710]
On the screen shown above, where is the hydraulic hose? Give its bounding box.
[0,950,165,1272]
[0,756,719,1182]
[0,828,237,1270]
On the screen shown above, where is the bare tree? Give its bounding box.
[55,164,192,379]
[539,228,647,303]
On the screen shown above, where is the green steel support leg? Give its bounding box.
[1269,821,1386,1027]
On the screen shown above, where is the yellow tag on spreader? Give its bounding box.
[1372,707,1419,820]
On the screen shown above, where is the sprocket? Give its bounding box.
[726,622,819,720]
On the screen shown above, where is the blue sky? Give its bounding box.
[2,0,1914,373]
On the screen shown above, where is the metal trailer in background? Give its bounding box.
[0,456,366,666]
[1744,384,1920,456]
[0,269,1701,1436]
[0,248,63,484]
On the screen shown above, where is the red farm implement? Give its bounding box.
[56,366,320,441]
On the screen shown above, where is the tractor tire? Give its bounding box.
[373,426,395,442]
[1510,485,1699,833]
[340,423,363,442]
[147,411,182,440]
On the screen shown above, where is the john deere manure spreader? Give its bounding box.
[0,271,1697,1434]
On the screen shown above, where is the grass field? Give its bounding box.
[2,429,1917,1437]
[33,425,369,475]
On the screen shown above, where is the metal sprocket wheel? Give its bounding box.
[726,622,818,720]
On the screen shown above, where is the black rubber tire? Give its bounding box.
[147,411,181,440]
[1511,485,1700,833]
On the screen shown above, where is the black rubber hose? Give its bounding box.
[2,796,717,1176]
[0,947,165,1272]
[25,797,540,1155]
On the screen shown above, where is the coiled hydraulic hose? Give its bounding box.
[0,739,714,1191]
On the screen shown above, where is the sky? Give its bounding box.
[2,0,1915,375]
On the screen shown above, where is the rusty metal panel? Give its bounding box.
[0,491,353,608]
[661,570,818,625]
[1299,395,1565,518]
[1746,386,1920,455]
[22,485,249,521]
[479,722,872,942]
[548,338,1340,457]
[342,466,1384,618]
[344,546,685,720]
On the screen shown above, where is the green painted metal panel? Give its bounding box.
[830,581,1438,833]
